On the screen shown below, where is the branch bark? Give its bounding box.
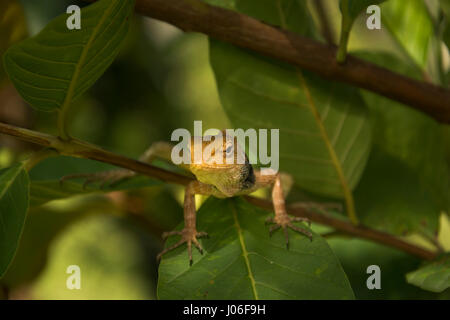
[0,121,437,260]
[129,0,450,123]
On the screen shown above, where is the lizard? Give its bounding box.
[62,132,334,265]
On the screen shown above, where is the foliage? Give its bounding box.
[0,163,29,277]
[406,253,450,292]
[158,197,354,299]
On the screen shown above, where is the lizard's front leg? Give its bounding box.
[157,180,212,266]
[263,173,313,248]
[60,141,174,187]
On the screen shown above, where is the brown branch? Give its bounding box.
[246,196,437,260]
[128,0,450,123]
[0,121,437,260]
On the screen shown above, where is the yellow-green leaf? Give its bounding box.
[3,0,135,112]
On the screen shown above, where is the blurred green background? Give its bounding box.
[0,0,449,299]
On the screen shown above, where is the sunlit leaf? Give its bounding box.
[158,197,354,300]
[382,0,434,69]
[3,0,135,111]
[406,254,450,293]
[0,162,29,277]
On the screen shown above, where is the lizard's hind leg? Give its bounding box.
[254,172,313,248]
[60,141,174,188]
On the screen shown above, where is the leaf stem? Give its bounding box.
[336,0,352,64]
[57,108,70,141]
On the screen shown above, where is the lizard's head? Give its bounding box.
[189,132,255,197]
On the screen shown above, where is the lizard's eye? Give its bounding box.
[225,146,233,154]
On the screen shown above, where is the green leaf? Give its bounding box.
[3,0,135,112]
[337,0,386,62]
[204,0,317,37]
[1,197,109,287]
[157,197,354,300]
[442,0,450,47]
[328,236,442,299]
[0,162,30,277]
[208,0,371,223]
[28,156,161,207]
[382,0,434,69]
[406,254,450,292]
[355,148,440,235]
[211,41,371,222]
[0,0,27,85]
[353,52,448,235]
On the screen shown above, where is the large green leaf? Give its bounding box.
[3,0,135,112]
[382,0,434,69]
[406,254,450,292]
[208,0,371,223]
[355,148,440,235]
[353,52,448,235]
[28,156,161,207]
[0,162,30,277]
[158,197,354,300]
[211,42,371,200]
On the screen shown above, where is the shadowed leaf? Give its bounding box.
[158,197,354,300]
[406,254,450,293]
[3,0,135,111]
[0,162,29,277]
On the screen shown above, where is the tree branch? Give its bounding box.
[0,121,437,260]
[129,0,450,123]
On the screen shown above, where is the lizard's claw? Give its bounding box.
[60,169,135,189]
[157,228,208,266]
[265,215,312,249]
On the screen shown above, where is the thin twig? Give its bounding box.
[0,121,438,260]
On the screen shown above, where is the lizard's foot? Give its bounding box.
[60,169,135,189]
[265,214,312,248]
[157,228,208,266]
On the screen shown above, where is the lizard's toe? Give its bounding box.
[158,228,208,266]
[265,214,313,247]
